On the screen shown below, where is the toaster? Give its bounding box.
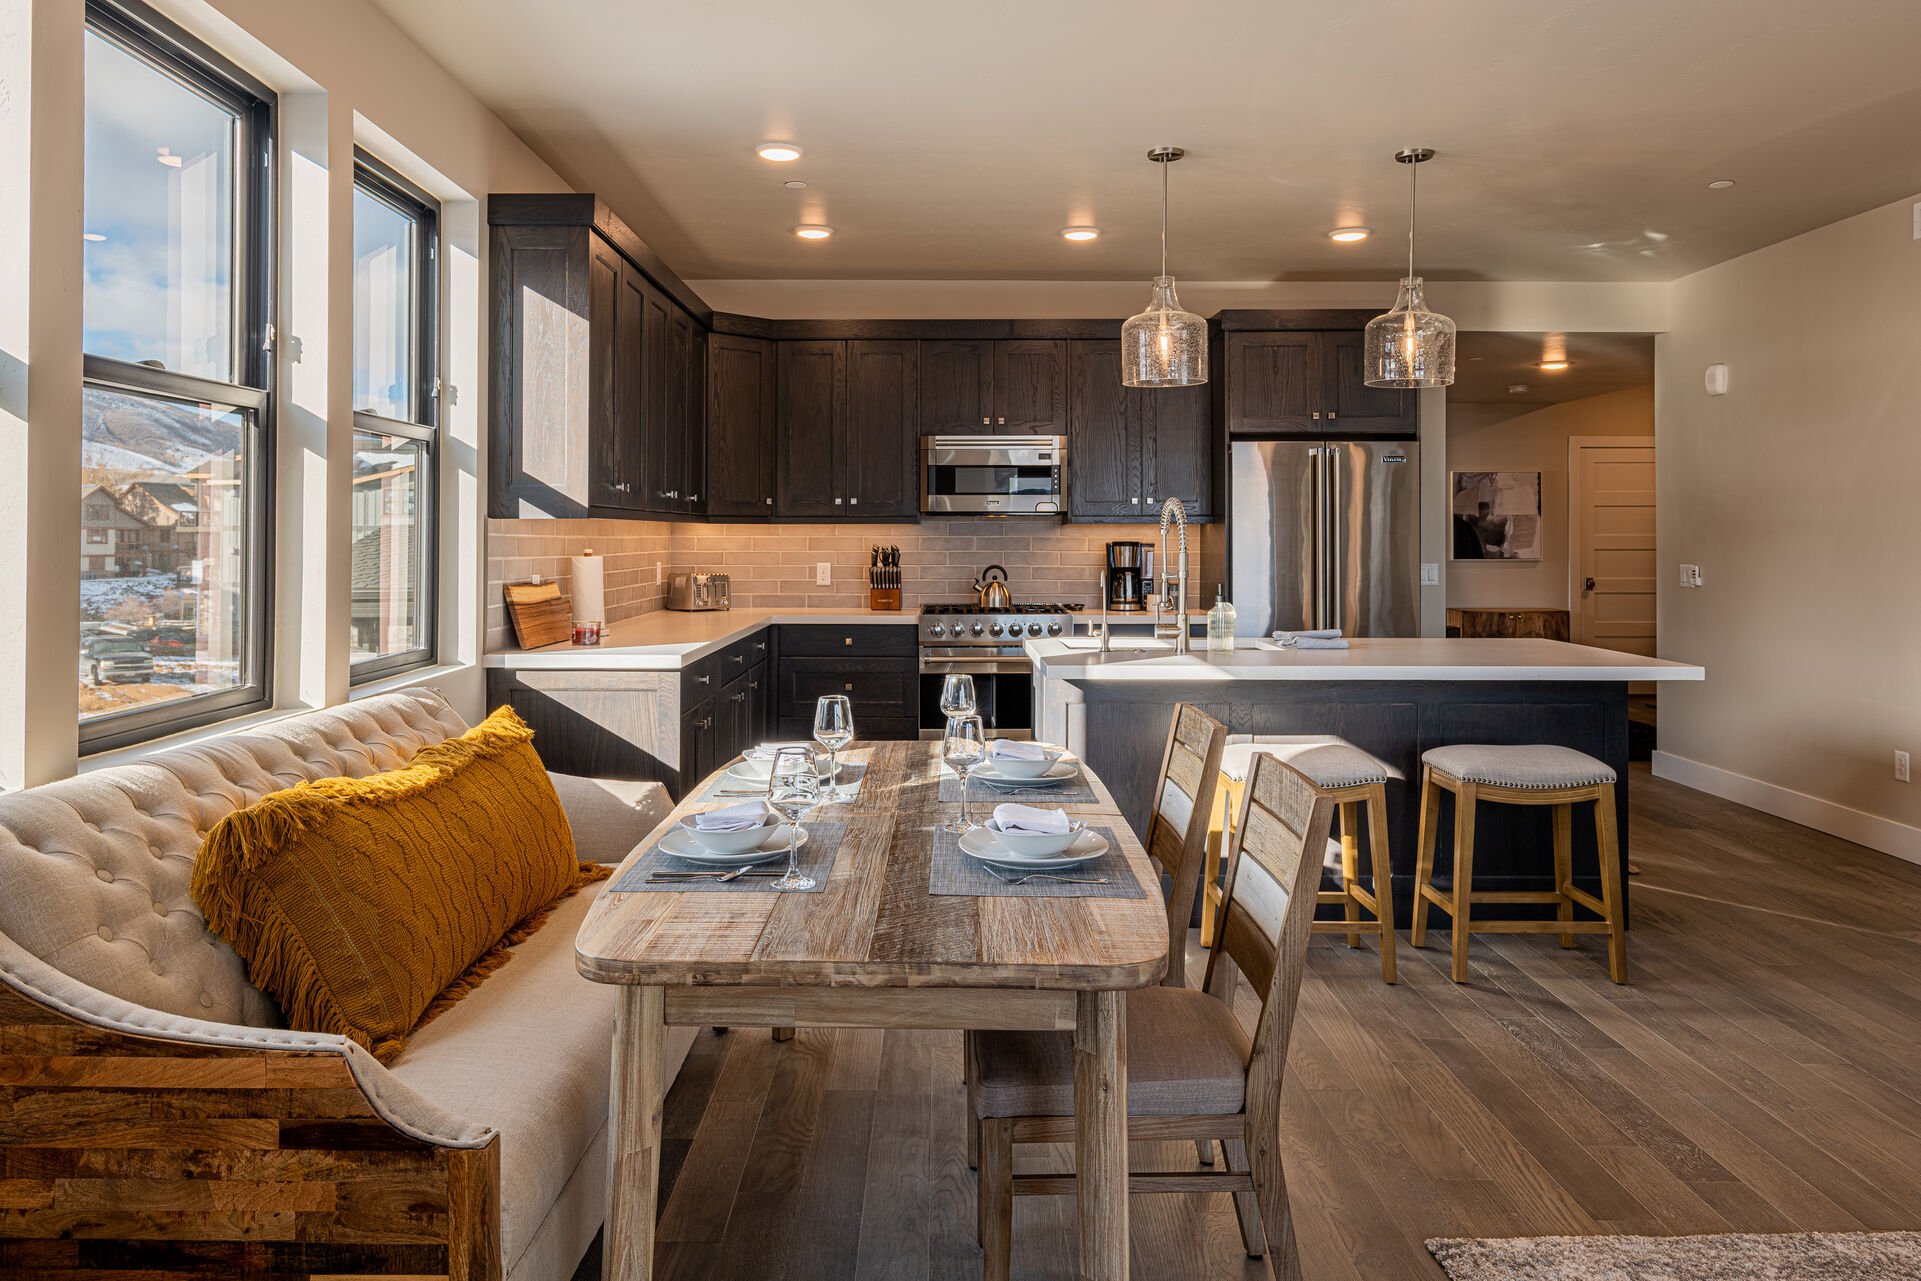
[667,571,732,611]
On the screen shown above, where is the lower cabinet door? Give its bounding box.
[776,657,917,727]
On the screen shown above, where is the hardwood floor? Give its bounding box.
[575,766,1921,1279]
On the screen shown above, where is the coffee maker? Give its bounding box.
[1105,541,1148,612]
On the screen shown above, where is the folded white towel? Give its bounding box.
[693,801,775,832]
[1272,629,1343,642]
[990,740,1054,761]
[992,803,1071,835]
[1291,636,1349,650]
[743,741,809,762]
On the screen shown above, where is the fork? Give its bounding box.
[984,866,1109,886]
[647,866,778,883]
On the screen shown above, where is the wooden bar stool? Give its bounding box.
[1204,736,1400,983]
[1411,744,1627,984]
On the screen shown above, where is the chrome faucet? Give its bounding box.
[1156,497,1190,655]
[1098,571,1112,653]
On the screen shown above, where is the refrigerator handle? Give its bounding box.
[1329,446,1344,635]
[1315,446,1332,631]
[1308,447,1323,630]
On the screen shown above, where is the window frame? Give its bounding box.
[348,151,439,684]
[80,0,277,754]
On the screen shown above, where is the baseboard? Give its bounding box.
[1651,750,1921,867]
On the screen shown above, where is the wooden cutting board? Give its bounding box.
[504,581,572,649]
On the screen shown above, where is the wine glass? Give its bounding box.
[813,695,855,796]
[939,673,977,719]
[942,714,987,834]
[764,747,821,892]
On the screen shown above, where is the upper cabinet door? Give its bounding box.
[1226,331,1320,435]
[634,278,674,511]
[658,303,694,512]
[1321,329,1414,436]
[1066,341,1146,519]
[842,340,920,518]
[591,239,646,510]
[686,322,708,512]
[920,339,994,434]
[491,223,593,517]
[1146,381,1213,518]
[776,340,843,517]
[993,339,1068,434]
[705,334,777,517]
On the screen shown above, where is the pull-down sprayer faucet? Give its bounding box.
[1156,497,1190,655]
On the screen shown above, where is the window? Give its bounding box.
[80,0,273,749]
[350,154,437,680]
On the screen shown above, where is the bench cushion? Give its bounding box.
[1423,744,1616,789]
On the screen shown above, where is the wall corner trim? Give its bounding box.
[1651,750,1921,867]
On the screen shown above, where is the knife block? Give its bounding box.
[867,588,902,611]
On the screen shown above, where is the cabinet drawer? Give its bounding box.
[716,628,773,677]
[776,657,917,718]
[777,624,917,658]
[779,715,920,742]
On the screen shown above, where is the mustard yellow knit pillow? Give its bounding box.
[191,705,607,1063]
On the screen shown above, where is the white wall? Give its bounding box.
[0,0,569,784]
[1655,192,1921,862]
[1446,387,1655,611]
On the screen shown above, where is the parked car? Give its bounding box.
[144,627,196,657]
[79,637,154,686]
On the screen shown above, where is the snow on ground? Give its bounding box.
[80,572,191,619]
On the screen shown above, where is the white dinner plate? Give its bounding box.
[958,825,1108,870]
[726,757,840,787]
[656,823,809,866]
[969,759,1081,789]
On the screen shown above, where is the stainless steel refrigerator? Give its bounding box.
[1229,439,1421,638]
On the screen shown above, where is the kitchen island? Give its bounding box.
[1028,636,1704,919]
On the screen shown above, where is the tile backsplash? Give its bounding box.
[486,517,1225,650]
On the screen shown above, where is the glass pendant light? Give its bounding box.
[1122,146,1207,388]
[1364,147,1456,389]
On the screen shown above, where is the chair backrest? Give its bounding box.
[1144,703,1227,987]
[1203,753,1333,1118]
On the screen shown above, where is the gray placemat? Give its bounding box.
[698,761,868,804]
[610,819,847,894]
[939,768,1097,806]
[928,824,1145,899]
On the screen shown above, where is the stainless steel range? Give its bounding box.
[916,602,1083,735]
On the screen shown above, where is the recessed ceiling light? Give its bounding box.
[1061,226,1100,242]
[1327,226,1370,243]
[1707,179,1736,189]
[1537,360,1570,372]
[783,179,809,190]
[82,232,107,242]
[755,142,804,162]
[1508,384,1531,394]
[794,224,833,240]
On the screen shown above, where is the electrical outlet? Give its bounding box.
[1898,751,1912,784]
[1420,563,1440,586]
[1678,564,1703,588]
[815,561,832,586]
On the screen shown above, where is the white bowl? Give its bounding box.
[735,750,833,782]
[680,816,779,855]
[982,816,1086,858]
[985,746,1066,779]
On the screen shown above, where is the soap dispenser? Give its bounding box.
[1206,585,1237,652]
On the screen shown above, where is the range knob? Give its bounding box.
[970,622,986,636]
[1046,622,1063,636]
[1027,622,1045,637]
[928,623,946,639]
[987,622,1005,637]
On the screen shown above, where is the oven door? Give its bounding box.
[921,436,1064,515]
[917,650,1035,737]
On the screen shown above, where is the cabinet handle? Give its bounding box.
[843,637,854,646]
[689,493,700,502]
[833,497,843,505]
[849,496,859,506]
[731,692,745,703]
[755,641,767,651]
[844,683,854,691]
[613,482,631,493]
[997,416,1006,425]
[695,674,711,685]
[748,679,759,689]
[698,717,713,730]
[1327,411,1338,419]
[1311,411,1322,420]
[1132,497,1140,504]
[765,498,773,506]
[981,416,990,425]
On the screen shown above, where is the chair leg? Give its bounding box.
[1449,783,1478,984]
[1247,1138,1301,1281]
[1222,1136,1267,1258]
[1551,803,1575,949]
[1338,802,1363,948]
[1410,770,1441,948]
[964,1033,979,1170]
[977,1117,1014,1279]
[1595,786,1629,984]
[1367,789,1397,984]
[1195,1138,1216,1166]
[771,1027,794,1042]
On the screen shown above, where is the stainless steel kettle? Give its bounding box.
[974,564,1012,610]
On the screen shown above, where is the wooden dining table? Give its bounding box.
[575,740,1170,1280]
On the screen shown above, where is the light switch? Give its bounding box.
[1420,563,1440,586]
[1678,564,1703,588]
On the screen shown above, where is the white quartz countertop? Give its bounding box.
[1026,636,1705,682]
[483,607,914,671]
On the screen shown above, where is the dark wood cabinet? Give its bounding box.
[920,339,1066,436]
[776,340,918,519]
[1446,608,1572,641]
[706,335,777,518]
[595,242,646,510]
[1066,340,1213,522]
[773,625,917,740]
[1226,328,1414,438]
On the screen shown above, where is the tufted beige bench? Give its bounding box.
[0,688,684,1281]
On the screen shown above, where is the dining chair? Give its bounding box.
[968,751,1333,1281]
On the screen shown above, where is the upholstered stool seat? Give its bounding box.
[1412,743,1627,984]
[1207,734,1400,982]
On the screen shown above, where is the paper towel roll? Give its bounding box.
[570,550,606,624]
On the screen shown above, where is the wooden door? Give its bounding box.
[842,340,920,518]
[992,339,1068,434]
[589,238,645,509]
[1146,380,1213,518]
[1226,331,1319,434]
[1321,329,1413,435]
[1572,441,1657,660]
[919,339,994,435]
[776,340,844,517]
[1066,340,1146,519]
[706,333,776,517]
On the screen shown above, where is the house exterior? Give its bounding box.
[79,485,152,579]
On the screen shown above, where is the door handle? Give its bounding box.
[1584,577,1597,591]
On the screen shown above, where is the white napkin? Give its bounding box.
[743,741,809,762]
[1290,637,1349,649]
[990,740,1052,761]
[992,803,1071,835]
[693,801,775,832]
[1271,629,1342,643]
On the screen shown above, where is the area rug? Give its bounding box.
[1426,1232,1921,1280]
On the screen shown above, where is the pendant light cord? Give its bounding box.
[1160,158,1170,280]
[1406,158,1417,282]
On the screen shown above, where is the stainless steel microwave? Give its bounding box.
[920,435,1065,515]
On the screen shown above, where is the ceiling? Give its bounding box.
[371,0,1921,283]
[1449,332,1654,407]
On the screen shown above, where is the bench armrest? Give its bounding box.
[546,769,673,864]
